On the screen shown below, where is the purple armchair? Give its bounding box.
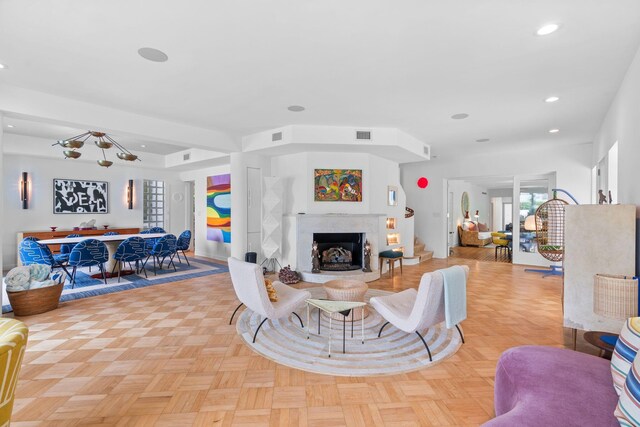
[482,346,618,426]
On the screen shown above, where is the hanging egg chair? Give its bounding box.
[524,189,579,277]
[535,198,569,263]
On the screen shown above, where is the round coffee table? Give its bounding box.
[323,279,368,321]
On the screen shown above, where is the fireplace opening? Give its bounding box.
[313,232,363,271]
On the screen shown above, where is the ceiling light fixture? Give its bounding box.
[138,47,168,62]
[545,96,560,103]
[287,105,305,112]
[451,113,469,120]
[53,131,141,168]
[549,129,560,133]
[141,144,146,148]
[476,138,490,142]
[536,23,560,36]
[7,124,14,128]
[0,63,6,69]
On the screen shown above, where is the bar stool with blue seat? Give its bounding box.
[176,230,192,266]
[112,237,149,282]
[19,239,70,277]
[147,234,177,275]
[68,239,109,287]
[378,250,404,278]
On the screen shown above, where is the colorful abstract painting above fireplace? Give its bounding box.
[314,169,362,202]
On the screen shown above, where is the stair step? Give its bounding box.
[414,243,425,253]
[404,250,433,262]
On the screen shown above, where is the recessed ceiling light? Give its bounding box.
[287,105,305,112]
[138,47,168,62]
[451,113,469,120]
[141,144,146,148]
[536,23,560,36]
[0,63,6,69]
[476,138,490,142]
[549,128,560,133]
[7,124,14,128]
[545,96,560,103]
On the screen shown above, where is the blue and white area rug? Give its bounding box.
[236,287,463,376]
[2,257,228,314]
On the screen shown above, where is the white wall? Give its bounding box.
[179,164,231,261]
[271,152,404,217]
[272,152,408,268]
[3,154,187,269]
[402,143,593,259]
[593,43,640,214]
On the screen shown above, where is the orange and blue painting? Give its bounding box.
[207,174,231,242]
[314,169,362,202]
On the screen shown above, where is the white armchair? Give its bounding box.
[370,265,469,361]
[227,257,311,342]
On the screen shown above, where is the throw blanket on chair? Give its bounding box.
[440,265,467,328]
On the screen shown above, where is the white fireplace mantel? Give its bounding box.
[282,213,385,283]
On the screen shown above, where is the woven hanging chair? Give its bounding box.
[535,198,569,262]
[525,189,578,277]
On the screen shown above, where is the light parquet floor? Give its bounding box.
[9,255,594,426]
[449,247,510,264]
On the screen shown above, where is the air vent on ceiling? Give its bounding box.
[183,152,191,161]
[356,130,372,141]
[272,131,283,142]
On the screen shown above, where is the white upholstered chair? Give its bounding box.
[370,265,469,361]
[227,257,311,342]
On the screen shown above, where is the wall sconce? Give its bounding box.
[127,179,134,209]
[474,210,479,220]
[464,210,470,220]
[594,274,639,319]
[20,172,29,209]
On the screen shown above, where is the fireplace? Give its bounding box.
[313,232,363,271]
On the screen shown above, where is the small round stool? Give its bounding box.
[378,250,403,278]
[323,279,368,320]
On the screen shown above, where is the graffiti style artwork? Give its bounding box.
[53,179,109,213]
[314,169,362,202]
[207,174,231,243]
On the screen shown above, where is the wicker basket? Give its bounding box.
[593,274,639,319]
[6,282,64,317]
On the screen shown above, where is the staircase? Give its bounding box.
[404,237,433,263]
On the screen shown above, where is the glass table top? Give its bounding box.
[305,298,366,313]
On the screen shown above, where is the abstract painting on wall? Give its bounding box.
[54,179,109,213]
[207,174,231,243]
[314,169,362,202]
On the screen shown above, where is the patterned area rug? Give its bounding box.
[236,287,462,376]
[2,257,228,314]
